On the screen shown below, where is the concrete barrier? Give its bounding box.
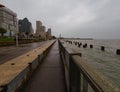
[0,40,56,92]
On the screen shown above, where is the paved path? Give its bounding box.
[0,41,46,64]
[22,41,67,92]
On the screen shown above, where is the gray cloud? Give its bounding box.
[1,0,120,39]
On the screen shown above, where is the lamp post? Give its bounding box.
[16,33,18,46]
[15,18,19,47]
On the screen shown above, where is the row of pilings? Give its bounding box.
[66,40,120,55]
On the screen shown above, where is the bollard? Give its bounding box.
[78,43,82,48]
[72,41,73,44]
[78,44,80,48]
[80,43,82,46]
[101,46,105,51]
[75,42,77,46]
[116,49,120,55]
[83,43,87,48]
[90,45,93,48]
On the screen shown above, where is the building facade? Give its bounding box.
[0,4,17,37]
[35,21,42,37]
[35,21,46,40]
[46,28,52,40]
[18,18,34,38]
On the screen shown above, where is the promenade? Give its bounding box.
[0,40,120,92]
[0,41,46,64]
[22,41,67,92]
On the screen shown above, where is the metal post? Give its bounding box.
[70,53,82,92]
[16,33,18,46]
[83,77,88,92]
[101,46,105,51]
[116,49,120,55]
[38,55,41,64]
[70,59,80,92]
[90,45,93,48]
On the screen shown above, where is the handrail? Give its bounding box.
[58,39,120,92]
[72,55,120,92]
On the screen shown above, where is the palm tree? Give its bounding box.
[0,27,7,37]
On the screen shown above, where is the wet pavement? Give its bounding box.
[22,41,67,92]
[0,41,46,64]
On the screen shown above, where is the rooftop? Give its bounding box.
[0,3,17,16]
[0,4,5,7]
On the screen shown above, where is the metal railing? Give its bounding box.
[58,40,120,92]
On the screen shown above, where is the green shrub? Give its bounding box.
[0,27,7,37]
[0,37,14,42]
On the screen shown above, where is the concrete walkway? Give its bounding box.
[22,41,67,92]
[0,41,46,64]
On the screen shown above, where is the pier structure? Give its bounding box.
[0,39,120,92]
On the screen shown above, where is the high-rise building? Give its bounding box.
[30,26,34,35]
[46,28,52,40]
[48,28,51,36]
[35,21,46,40]
[18,18,34,38]
[0,4,17,37]
[35,21,42,36]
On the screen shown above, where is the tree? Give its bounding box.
[52,36,56,39]
[0,27,7,37]
[25,31,29,39]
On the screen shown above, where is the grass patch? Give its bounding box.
[0,37,14,42]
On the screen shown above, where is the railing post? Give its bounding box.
[70,53,82,92]
[28,62,33,73]
[38,55,40,63]
[83,77,88,92]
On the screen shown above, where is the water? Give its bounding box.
[71,39,120,54]
[64,39,120,88]
[82,39,120,49]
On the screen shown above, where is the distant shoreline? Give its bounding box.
[63,38,93,40]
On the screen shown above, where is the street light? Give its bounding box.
[15,18,19,47]
[16,33,18,46]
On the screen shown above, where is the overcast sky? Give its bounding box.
[1,0,120,39]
